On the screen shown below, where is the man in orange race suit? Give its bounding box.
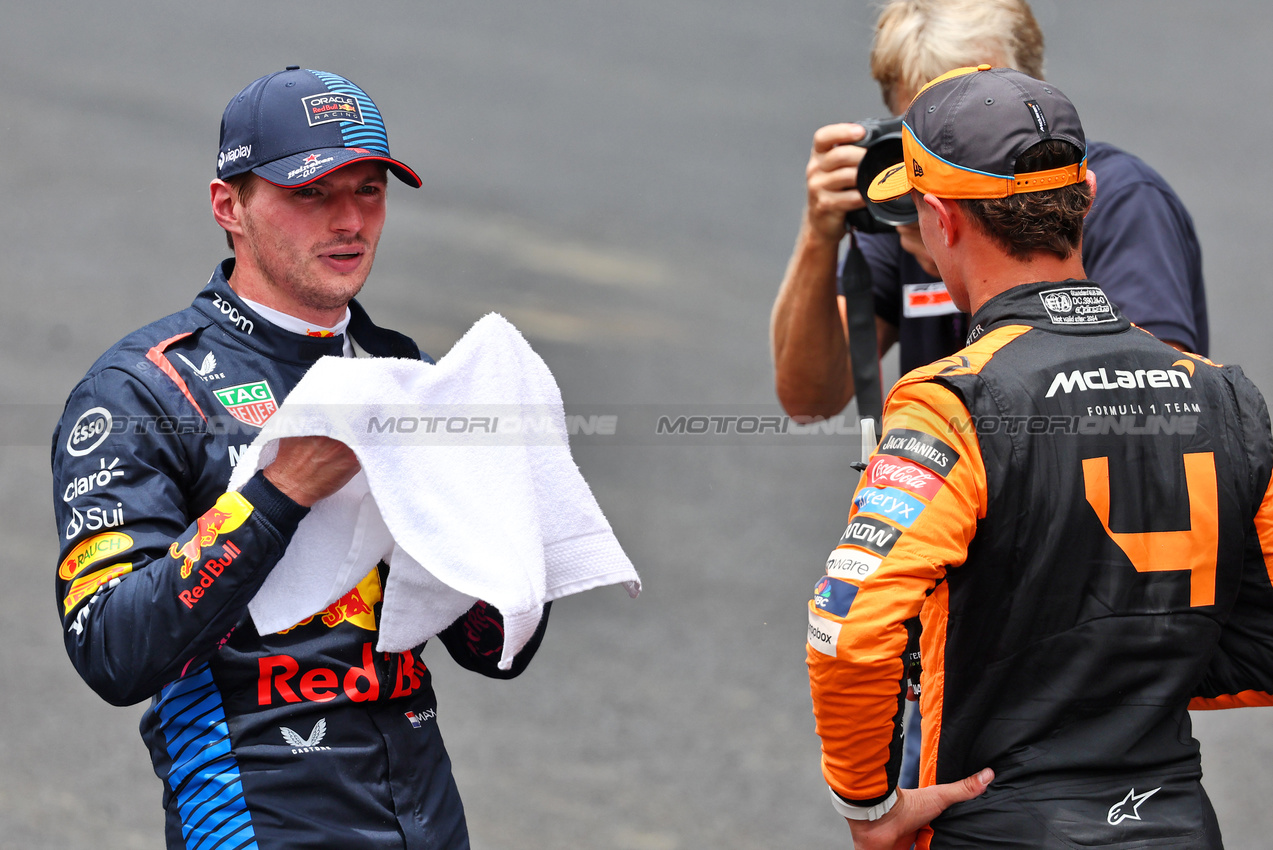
[805,65,1273,849]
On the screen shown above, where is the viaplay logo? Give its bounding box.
[218,144,251,171]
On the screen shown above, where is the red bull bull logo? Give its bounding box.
[280,568,382,633]
[170,491,253,578]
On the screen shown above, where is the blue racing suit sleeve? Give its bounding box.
[53,367,308,706]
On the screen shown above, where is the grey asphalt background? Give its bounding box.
[4,1,1272,848]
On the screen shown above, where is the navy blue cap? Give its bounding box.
[217,67,421,188]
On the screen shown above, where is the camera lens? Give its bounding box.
[858,137,917,228]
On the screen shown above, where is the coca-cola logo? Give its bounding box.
[872,460,935,488]
[867,456,945,501]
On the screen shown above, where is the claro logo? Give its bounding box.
[1045,364,1193,398]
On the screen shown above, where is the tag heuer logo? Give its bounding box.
[214,380,278,427]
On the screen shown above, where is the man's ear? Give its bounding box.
[210,179,243,237]
[1082,169,1098,218]
[923,193,959,248]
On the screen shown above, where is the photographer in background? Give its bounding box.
[770,0,1208,422]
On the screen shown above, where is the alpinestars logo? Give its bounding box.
[1107,786,1160,825]
[281,719,331,753]
[174,351,225,383]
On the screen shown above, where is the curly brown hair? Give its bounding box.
[957,139,1091,261]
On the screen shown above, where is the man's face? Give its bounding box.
[236,161,389,317]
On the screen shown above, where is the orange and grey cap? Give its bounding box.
[867,65,1086,203]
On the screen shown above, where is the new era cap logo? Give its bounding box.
[912,158,924,177]
[302,93,364,127]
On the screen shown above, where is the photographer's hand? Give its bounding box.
[805,123,869,241]
[772,122,887,420]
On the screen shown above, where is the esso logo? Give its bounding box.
[66,407,113,457]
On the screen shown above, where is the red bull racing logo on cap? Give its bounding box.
[214,380,278,427]
[170,491,254,579]
[302,92,364,127]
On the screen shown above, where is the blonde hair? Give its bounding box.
[871,0,1045,112]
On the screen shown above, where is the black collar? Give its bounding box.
[966,280,1129,346]
[192,259,425,364]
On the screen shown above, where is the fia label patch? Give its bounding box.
[302,92,365,127]
[1039,286,1117,326]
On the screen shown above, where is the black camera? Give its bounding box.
[844,116,917,233]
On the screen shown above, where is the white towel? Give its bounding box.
[228,313,640,669]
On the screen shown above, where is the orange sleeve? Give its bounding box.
[807,377,986,810]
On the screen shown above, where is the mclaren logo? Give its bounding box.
[1045,364,1192,398]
